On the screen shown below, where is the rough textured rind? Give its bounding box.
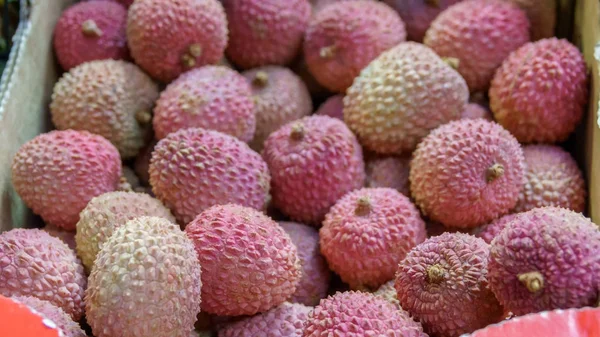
[54,1,129,71]
[514,145,586,213]
[86,217,201,337]
[365,156,411,196]
[127,0,228,82]
[224,0,311,69]
[149,128,271,225]
[11,296,86,337]
[321,188,426,289]
[382,0,463,42]
[304,0,407,93]
[11,130,121,230]
[51,60,159,159]
[0,229,87,320]
[263,115,365,225]
[473,213,519,244]
[489,38,588,143]
[424,0,530,92]
[315,95,343,120]
[462,103,493,121]
[218,302,312,337]
[279,222,330,306]
[185,204,301,316]
[153,66,256,142]
[506,0,556,41]
[42,225,77,251]
[488,207,600,316]
[243,66,312,151]
[395,232,503,337]
[410,119,525,228]
[344,42,468,154]
[303,291,427,337]
[372,280,400,308]
[75,191,176,270]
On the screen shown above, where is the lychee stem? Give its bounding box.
[442,57,460,70]
[426,264,445,284]
[189,43,202,58]
[253,71,269,87]
[135,110,151,124]
[320,45,337,59]
[354,197,372,216]
[181,54,196,68]
[518,271,544,293]
[486,163,505,182]
[117,176,133,192]
[81,20,103,37]
[425,0,441,8]
[290,124,305,141]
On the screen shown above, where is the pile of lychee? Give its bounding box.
[1,0,599,336]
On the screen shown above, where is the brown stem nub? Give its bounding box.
[319,45,337,59]
[426,264,445,284]
[81,20,103,37]
[290,124,305,141]
[425,0,441,8]
[181,54,196,68]
[253,71,269,87]
[486,163,505,182]
[117,176,133,192]
[442,57,460,70]
[518,271,544,293]
[188,43,202,58]
[135,110,151,125]
[354,197,372,216]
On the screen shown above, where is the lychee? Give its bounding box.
[473,213,520,244]
[185,204,301,316]
[153,66,256,142]
[149,128,271,225]
[344,42,468,154]
[127,0,228,82]
[488,207,600,316]
[462,103,493,121]
[263,115,365,225]
[507,0,556,41]
[11,130,121,230]
[395,232,504,337]
[304,0,406,93]
[315,95,343,120]
[410,119,524,228]
[424,0,530,92]
[42,224,77,251]
[489,38,588,143]
[365,156,411,196]
[218,302,312,337]
[372,280,400,308]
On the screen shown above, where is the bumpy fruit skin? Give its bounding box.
[395,232,503,337]
[185,204,301,316]
[344,42,468,154]
[149,128,271,225]
[410,119,525,228]
[243,66,312,151]
[153,66,256,142]
[43,225,77,251]
[0,229,87,320]
[54,1,129,71]
[373,280,400,308]
[263,116,365,225]
[224,0,311,69]
[127,0,228,83]
[75,191,175,270]
[218,302,312,337]
[382,0,463,42]
[11,296,86,337]
[488,207,600,316]
[424,0,530,92]
[86,217,201,337]
[321,188,426,289]
[473,213,519,244]
[365,156,411,196]
[489,38,588,143]
[303,291,427,337]
[315,95,343,120]
[304,1,406,93]
[508,0,556,41]
[11,130,121,230]
[279,222,331,306]
[51,60,159,159]
[514,145,586,213]
[462,103,493,121]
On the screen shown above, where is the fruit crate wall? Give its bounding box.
[0,0,597,232]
